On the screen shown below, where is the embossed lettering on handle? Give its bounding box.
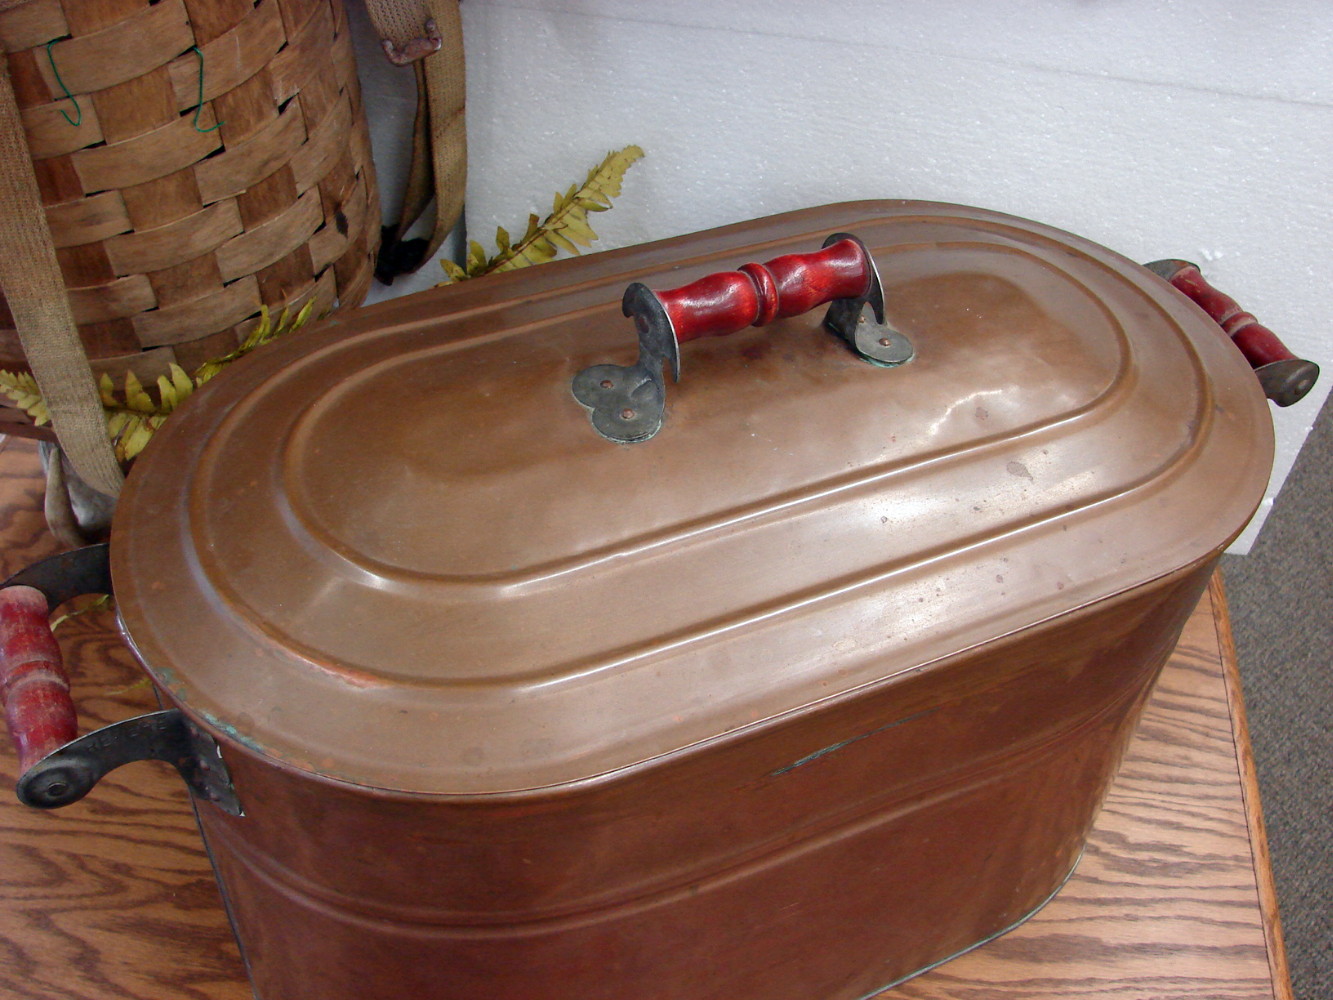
[572,233,912,444]
[1145,259,1319,407]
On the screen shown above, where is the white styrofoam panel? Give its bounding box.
[499,0,1333,106]
[351,1,1332,551]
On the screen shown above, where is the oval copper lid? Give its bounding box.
[113,201,1273,796]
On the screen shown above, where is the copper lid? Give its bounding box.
[112,202,1273,795]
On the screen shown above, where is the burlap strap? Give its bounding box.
[365,0,466,273]
[0,47,123,498]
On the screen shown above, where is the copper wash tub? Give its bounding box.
[1,201,1305,1000]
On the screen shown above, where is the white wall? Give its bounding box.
[353,1,1333,552]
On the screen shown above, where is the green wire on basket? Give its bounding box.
[191,46,224,133]
[45,39,80,127]
[45,41,224,134]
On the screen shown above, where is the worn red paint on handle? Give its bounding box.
[1165,264,1297,369]
[0,586,77,774]
[660,239,870,344]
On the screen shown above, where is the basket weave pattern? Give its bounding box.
[0,0,378,393]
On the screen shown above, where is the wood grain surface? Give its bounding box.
[0,439,246,1000]
[0,438,1290,1000]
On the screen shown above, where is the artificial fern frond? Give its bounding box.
[50,593,112,632]
[193,301,314,384]
[441,145,644,283]
[1,302,321,464]
[0,370,51,426]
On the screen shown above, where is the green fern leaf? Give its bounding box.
[197,301,319,384]
[500,238,556,271]
[562,214,597,246]
[239,307,272,352]
[118,417,155,462]
[193,359,223,384]
[441,145,644,284]
[0,370,51,425]
[293,299,314,331]
[547,230,579,255]
[105,411,133,438]
[123,372,155,413]
[98,373,117,407]
[49,593,112,632]
[3,303,320,460]
[169,363,194,400]
[156,373,178,411]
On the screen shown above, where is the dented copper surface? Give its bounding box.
[113,201,1271,797]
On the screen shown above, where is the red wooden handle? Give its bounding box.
[0,586,77,774]
[1153,259,1319,406]
[1163,262,1297,369]
[656,238,871,344]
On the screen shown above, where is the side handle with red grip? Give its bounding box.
[0,543,111,789]
[0,545,241,813]
[1146,259,1319,406]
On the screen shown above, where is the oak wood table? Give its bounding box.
[0,437,1292,1000]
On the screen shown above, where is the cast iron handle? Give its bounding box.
[0,546,241,813]
[1145,259,1319,407]
[572,233,913,443]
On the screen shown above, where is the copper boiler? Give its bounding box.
[0,202,1302,999]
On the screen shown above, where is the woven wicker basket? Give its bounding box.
[0,0,378,415]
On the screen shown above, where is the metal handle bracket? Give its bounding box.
[380,18,444,65]
[18,708,242,814]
